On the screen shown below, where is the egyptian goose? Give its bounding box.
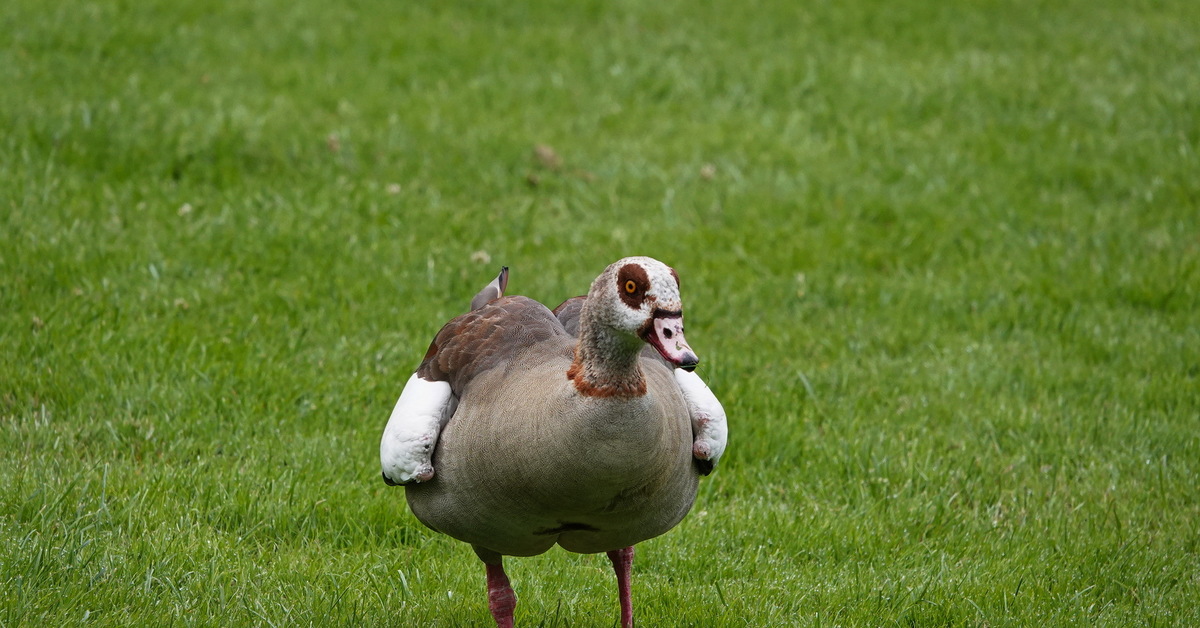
[380,257,727,627]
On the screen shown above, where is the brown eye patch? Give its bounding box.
[616,263,649,308]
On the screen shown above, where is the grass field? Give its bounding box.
[3,0,1198,625]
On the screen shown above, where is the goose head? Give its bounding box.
[581,256,699,371]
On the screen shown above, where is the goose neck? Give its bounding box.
[568,317,646,398]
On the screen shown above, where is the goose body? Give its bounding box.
[380,257,727,627]
[407,322,697,556]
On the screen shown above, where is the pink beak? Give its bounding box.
[643,313,699,371]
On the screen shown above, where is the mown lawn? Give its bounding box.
[2,0,1198,625]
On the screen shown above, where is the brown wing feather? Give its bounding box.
[551,295,587,336]
[418,296,572,396]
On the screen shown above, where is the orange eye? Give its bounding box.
[624,280,637,294]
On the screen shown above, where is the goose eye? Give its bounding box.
[624,280,637,294]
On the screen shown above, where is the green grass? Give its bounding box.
[3,0,1198,625]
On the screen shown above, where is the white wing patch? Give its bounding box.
[674,369,728,468]
[380,373,456,484]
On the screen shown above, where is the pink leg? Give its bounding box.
[485,561,517,628]
[607,546,635,628]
